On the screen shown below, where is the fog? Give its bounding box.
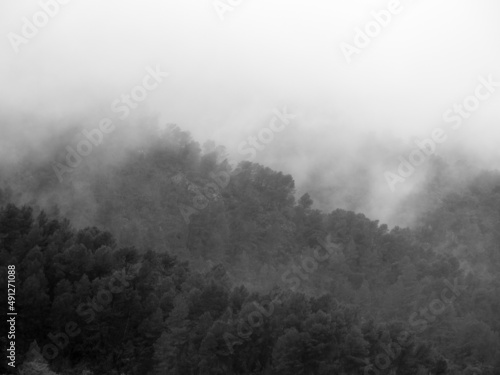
[1,0,500,226]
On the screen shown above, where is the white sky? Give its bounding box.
[1,0,500,225]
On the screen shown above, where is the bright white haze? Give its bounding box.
[1,0,500,226]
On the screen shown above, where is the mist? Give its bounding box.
[2,0,500,227]
[4,3,500,373]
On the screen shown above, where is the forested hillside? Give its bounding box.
[1,124,500,374]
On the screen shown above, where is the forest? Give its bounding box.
[1,123,500,375]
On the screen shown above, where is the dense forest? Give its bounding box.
[1,123,500,375]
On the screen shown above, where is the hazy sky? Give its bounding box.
[1,0,500,225]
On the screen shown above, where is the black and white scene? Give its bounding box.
[2,0,500,374]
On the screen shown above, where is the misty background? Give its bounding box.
[1,0,500,227]
[4,2,500,374]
